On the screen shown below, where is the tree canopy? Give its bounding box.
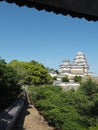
[62,76,69,82]
[74,75,82,83]
[0,58,21,111]
[28,78,98,130]
[8,60,53,85]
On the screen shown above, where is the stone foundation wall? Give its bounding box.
[0,94,26,130]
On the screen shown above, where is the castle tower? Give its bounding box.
[59,59,71,74]
[59,52,91,77]
[73,52,89,74]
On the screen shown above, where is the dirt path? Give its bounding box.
[12,100,54,130]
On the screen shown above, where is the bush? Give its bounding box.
[74,76,82,83]
[0,58,21,111]
[62,76,69,82]
[53,76,57,80]
[28,79,98,130]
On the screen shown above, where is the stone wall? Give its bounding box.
[0,94,26,130]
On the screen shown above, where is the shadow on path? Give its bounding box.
[11,99,31,130]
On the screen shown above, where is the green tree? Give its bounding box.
[0,58,21,111]
[74,75,82,83]
[8,60,53,85]
[28,80,98,130]
[62,76,69,82]
[55,70,59,74]
[80,78,98,98]
[53,76,57,80]
[8,60,27,83]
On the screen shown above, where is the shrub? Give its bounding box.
[62,76,69,82]
[74,76,82,83]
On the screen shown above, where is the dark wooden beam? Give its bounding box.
[1,0,98,21]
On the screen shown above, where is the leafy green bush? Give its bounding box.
[53,76,57,80]
[8,60,53,85]
[0,58,21,111]
[62,76,69,82]
[28,79,98,130]
[74,75,82,83]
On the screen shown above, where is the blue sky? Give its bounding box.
[0,1,98,76]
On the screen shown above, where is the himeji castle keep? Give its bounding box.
[59,52,93,78]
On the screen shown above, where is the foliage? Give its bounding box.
[0,58,21,112]
[53,76,57,80]
[55,70,59,74]
[74,75,82,83]
[28,78,98,130]
[62,76,69,82]
[80,78,98,97]
[8,60,53,85]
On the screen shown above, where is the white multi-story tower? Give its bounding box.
[59,52,92,77]
[71,52,89,74]
[59,60,71,75]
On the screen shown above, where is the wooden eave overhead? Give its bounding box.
[1,0,98,21]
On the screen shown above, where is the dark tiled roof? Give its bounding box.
[1,0,98,21]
